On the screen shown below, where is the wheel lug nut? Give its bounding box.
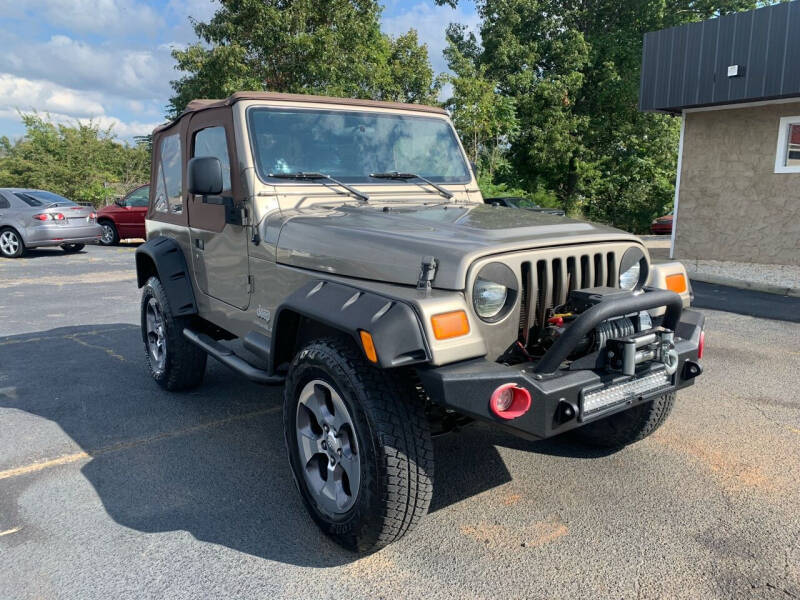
[337,448,342,456]
[323,424,329,432]
[321,441,327,449]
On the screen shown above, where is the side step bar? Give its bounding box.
[183,328,285,385]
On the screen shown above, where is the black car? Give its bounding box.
[485,196,566,216]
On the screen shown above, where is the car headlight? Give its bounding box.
[619,247,648,291]
[472,262,518,322]
[474,279,508,319]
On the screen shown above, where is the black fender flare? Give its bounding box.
[135,237,197,317]
[272,280,430,370]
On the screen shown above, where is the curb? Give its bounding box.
[688,271,800,298]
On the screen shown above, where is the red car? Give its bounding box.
[650,211,673,235]
[97,184,149,245]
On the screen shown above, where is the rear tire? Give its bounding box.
[0,227,24,258]
[61,243,85,253]
[99,221,119,246]
[140,276,207,391]
[572,392,676,449]
[284,338,434,553]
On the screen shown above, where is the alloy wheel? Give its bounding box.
[101,224,115,245]
[145,297,167,371]
[296,379,361,515]
[0,231,20,256]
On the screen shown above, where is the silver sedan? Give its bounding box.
[0,188,103,258]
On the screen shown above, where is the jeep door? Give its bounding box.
[186,109,250,310]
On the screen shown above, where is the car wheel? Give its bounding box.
[284,337,434,553]
[140,276,207,391]
[60,243,85,253]
[571,392,675,449]
[99,221,119,246]
[0,227,25,258]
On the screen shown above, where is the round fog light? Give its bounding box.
[489,384,532,420]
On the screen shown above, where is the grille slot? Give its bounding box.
[520,250,618,335]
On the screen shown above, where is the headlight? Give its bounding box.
[619,247,648,290]
[619,263,641,290]
[473,279,508,319]
[471,262,518,322]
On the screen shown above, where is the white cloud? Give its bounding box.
[0,0,163,35]
[0,35,176,102]
[0,74,162,139]
[0,74,105,117]
[381,2,480,75]
[89,115,163,138]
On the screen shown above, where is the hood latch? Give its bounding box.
[417,256,438,294]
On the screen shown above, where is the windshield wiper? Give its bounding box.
[269,171,369,203]
[369,172,454,200]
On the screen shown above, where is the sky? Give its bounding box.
[0,0,478,143]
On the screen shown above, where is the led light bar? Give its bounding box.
[582,369,671,418]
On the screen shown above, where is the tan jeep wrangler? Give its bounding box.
[135,92,705,552]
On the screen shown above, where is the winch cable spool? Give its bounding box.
[595,316,635,350]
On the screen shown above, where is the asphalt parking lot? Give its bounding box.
[1,245,799,599]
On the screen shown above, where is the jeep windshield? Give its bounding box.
[247,107,471,184]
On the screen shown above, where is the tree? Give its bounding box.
[169,0,439,116]
[0,113,150,206]
[436,0,766,230]
[443,25,518,179]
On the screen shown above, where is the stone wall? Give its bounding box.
[675,101,800,266]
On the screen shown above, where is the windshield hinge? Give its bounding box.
[417,256,438,294]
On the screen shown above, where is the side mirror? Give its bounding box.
[187,156,223,197]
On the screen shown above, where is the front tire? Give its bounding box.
[284,338,434,553]
[99,221,119,246]
[61,243,85,253]
[140,276,207,390]
[0,228,24,258]
[572,392,676,448]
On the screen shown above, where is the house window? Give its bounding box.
[774,116,800,173]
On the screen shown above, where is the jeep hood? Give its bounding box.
[274,203,641,290]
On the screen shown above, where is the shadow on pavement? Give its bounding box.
[16,247,90,259]
[0,324,607,565]
[692,281,800,323]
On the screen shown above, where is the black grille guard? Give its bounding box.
[533,288,683,375]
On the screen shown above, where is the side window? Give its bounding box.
[0,194,9,209]
[155,134,183,213]
[125,186,150,207]
[193,127,232,191]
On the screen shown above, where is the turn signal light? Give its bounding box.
[33,213,49,221]
[665,273,687,293]
[359,330,378,363]
[489,384,531,420]
[431,310,470,340]
[698,331,705,360]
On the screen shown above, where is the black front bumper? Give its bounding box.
[417,309,705,441]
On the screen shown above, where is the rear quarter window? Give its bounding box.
[154,134,183,213]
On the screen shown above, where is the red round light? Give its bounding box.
[489,384,532,420]
[53,213,65,220]
[698,331,705,360]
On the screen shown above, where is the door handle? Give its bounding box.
[194,238,204,250]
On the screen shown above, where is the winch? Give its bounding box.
[531,287,680,376]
